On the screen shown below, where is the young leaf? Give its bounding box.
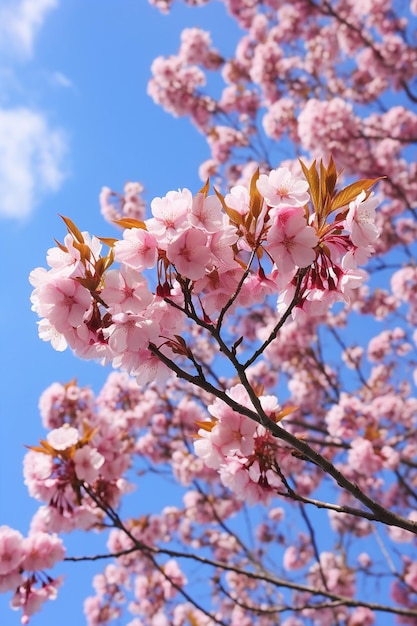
[331,177,384,212]
[98,237,118,247]
[72,240,92,262]
[198,179,210,196]
[54,239,68,253]
[324,156,338,198]
[214,187,244,227]
[249,168,263,220]
[113,218,147,230]
[59,215,85,243]
[299,159,320,211]
[195,419,217,433]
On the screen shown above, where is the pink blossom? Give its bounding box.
[161,559,187,599]
[100,181,146,225]
[23,450,56,501]
[348,437,383,475]
[404,561,417,592]
[262,98,296,140]
[194,389,258,468]
[358,552,372,568]
[190,193,223,232]
[36,276,92,334]
[345,190,380,247]
[133,349,172,386]
[0,526,25,575]
[73,446,105,484]
[114,229,159,271]
[207,125,248,163]
[257,167,310,207]
[298,98,362,164]
[166,227,212,280]
[21,532,65,571]
[47,425,79,450]
[179,27,222,69]
[37,318,68,351]
[209,223,239,269]
[0,569,23,593]
[224,183,250,216]
[267,207,318,273]
[347,607,375,625]
[104,313,158,355]
[148,189,191,241]
[308,552,355,596]
[11,577,63,624]
[283,540,313,571]
[147,55,207,120]
[100,267,153,314]
[45,232,102,275]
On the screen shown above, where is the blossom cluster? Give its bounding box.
[0,525,65,624]
[29,161,380,387]
[24,379,145,536]
[194,383,310,504]
[147,3,416,260]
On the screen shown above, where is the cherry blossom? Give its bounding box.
[345,190,380,247]
[267,206,318,273]
[113,230,159,271]
[257,167,310,208]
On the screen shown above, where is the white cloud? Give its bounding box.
[0,1,70,219]
[50,70,73,89]
[0,107,67,219]
[0,0,58,59]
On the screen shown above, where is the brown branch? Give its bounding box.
[82,484,228,626]
[65,545,417,619]
[243,268,308,369]
[148,342,417,535]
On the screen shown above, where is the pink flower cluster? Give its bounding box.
[24,377,152,537]
[148,0,416,241]
[194,383,300,504]
[147,28,221,128]
[99,182,147,225]
[29,163,380,385]
[0,525,64,624]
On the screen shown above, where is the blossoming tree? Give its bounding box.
[2,1,417,624]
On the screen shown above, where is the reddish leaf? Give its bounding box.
[98,237,118,247]
[195,419,217,433]
[299,159,320,211]
[198,179,210,196]
[331,177,384,212]
[214,187,244,227]
[59,214,85,243]
[113,218,147,230]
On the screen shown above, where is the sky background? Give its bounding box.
[0,1,242,623]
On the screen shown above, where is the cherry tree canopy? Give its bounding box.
[2,1,417,625]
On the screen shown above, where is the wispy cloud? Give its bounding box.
[0,0,69,220]
[0,0,58,60]
[0,107,67,219]
[50,70,73,89]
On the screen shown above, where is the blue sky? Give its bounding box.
[0,1,240,624]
